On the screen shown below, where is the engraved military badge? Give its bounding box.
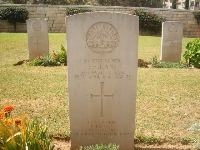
[86,22,119,53]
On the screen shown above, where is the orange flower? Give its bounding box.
[7,118,12,125]
[53,54,58,59]
[3,118,12,125]
[3,105,14,112]
[14,118,21,126]
[0,112,5,119]
[52,51,58,59]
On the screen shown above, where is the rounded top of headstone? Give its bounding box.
[86,22,119,53]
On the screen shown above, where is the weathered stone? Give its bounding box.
[161,21,183,62]
[67,12,138,150]
[27,18,49,61]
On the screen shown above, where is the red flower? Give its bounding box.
[53,51,58,59]
[3,105,14,112]
[14,118,21,126]
[53,54,58,59]
[0,112,5,119]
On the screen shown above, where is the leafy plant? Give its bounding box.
[26,118,53,150]
[12,0,27,4]
[185,0,189,10]
[193,11,200,25]
[150,56,187,68]
[54,45,67,65]
[132,9,165,34]
[29,55,59,66]
[195,141,200,150]
[188,123,200,150]
[0,7,28,32]
[0,105,54,150]
[180,137,193,145]
[66,7,93,16]
[79,143,119,150]
[183,38,200,68]
[40,54,60,66]
[157,61,186,68]
[29,45,67,66]
[172,0,177,9]
[135,135,162,145]
[150,55,160,67]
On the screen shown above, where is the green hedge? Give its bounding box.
[66,7,93,16]
[132,9,165,34]
[0,7,28,32]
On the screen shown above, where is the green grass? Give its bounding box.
[0,33,199,146]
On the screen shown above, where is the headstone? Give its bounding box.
[27,18,49,61]
[67,12,138,150]
[160,21,183,62]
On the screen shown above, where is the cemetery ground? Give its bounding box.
[0,33,199,149]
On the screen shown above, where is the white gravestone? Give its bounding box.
[67,12,138,150]
[27,18,49,61]
[160,21,183,62]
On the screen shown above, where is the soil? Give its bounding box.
[52,140,193,150]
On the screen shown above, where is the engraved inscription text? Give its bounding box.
[74,59,132,80]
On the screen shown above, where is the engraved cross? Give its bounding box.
[169,42,176,54]
[34,38,41,45]
[34,38,42,51]
[91,82,113,117]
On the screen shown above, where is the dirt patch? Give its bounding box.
[53,140,71,150]
[52,140,193,150]
[13,60,29,66]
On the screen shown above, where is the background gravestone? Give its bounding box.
[67,12,138,150]
[160,21,183,62]
[27,18,49,61]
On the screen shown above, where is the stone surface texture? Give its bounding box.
[67,12,138,150]
[161,21,183,62]
[27,18,49,61]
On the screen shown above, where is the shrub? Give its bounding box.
[132,9,165,34]
[29,54,60,67]
[193,11,200,25]
[183,38,200,68]
[172,0,177,9]
[66,7,93,16]
[79,143,119,150]
[0,7,28,32]
[29,45,67,66]
[185,0,189,10]
[0,105,54,150]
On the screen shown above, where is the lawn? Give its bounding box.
[0,33,199,147]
